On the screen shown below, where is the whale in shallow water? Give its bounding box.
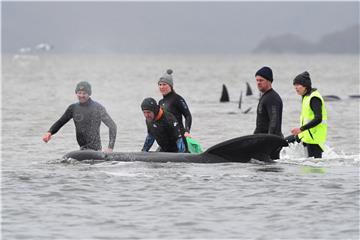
[64,134,288,163]
[322,95,360,101]
[323,95,341,101]
[220,84,230,102]
[246,82,253,96]
[349,95,360,99]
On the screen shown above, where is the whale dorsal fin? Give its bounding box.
[246,82,253,96]
[220,84,230,102]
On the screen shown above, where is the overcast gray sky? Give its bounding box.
[2,1,359,54]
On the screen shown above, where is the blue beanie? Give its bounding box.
[255,66,273,82]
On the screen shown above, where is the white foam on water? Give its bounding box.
[100,171,143,178]
[279,142,360,167]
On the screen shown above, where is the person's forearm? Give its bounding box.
[268,105,280,134]
[101,111,117,149]
[176,138,186,153]
[49,108,72,134]
[107,121,117,149]
[142,134,155,152]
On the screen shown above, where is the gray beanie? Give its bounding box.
[75,81,92,95]
[158,69,174,87]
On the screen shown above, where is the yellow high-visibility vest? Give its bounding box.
[298,90,328,151]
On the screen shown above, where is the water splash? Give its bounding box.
[279,142,360,167]
[280,142,308,159]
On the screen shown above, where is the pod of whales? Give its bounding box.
[220,84,360,104]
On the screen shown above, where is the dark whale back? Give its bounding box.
[205,134,288,162]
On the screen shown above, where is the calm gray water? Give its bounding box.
[2,54,359,239]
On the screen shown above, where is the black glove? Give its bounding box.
[284,135,297,143]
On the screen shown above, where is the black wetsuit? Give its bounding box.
[254,88,283,159]
[142,111,183,152]
[159,91,192,134]
[254,88,283,137]
[48,98,117,150]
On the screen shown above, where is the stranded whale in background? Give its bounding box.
[219,84,360,103]
[220,82,254,103]
[220,82,253,114]
[322,94,360,101]
[64,134,288,163]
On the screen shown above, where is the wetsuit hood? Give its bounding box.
[141,97,160,116]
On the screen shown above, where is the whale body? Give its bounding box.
[64,134,288,163]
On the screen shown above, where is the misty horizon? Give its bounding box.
[2,1,359,54]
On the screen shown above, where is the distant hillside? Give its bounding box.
[253,25,359,54]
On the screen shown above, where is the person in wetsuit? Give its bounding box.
[42,81,117,152]
[289,71,327,158]
[157,69,192,148]
[141,97,185,153]
[254,66,284,159]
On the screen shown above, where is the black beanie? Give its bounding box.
[293,71,312,89]
[255,66,273,82]
[141,97,160,115]
[75,81,92,95]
